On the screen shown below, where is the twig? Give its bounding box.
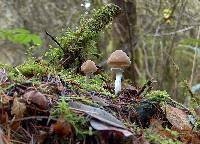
[190,26,200,87]
[10,140,27,144]
[166,96,191,113]
[136,80,153,97]
[9,116,57,123]
[153,26,194,37]
[151,25,160,76]
[142,42,152,78]
[168,0,187,97]
[45,30,64,51]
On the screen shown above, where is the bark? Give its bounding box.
[111,0,138,83]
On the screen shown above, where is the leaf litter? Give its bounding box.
[0,71,199,144]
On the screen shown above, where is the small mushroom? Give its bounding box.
[81,60,97,83]
[107,50,131,95]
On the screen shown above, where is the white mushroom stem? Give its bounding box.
[111,68,123,95]
[85,72,93,83]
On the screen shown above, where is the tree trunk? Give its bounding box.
[111,0,138,84]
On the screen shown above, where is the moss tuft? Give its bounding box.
[46,4,121,69]
[17,58,48,77]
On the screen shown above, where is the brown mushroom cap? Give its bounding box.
[81,60,97,74]
[107,50,131,68]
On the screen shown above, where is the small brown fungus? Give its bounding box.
[81,60,97,82]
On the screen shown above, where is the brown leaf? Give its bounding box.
[91,96,109,106]
[149,118,164,131]
[162,104,192,131]
[51,117,73,138]
[90,119,133,137]
[176,131,200,144]
[149,119,177,140]
[0,112,8,124]
[191,132,200,144]
[0,93,13,105]
[11,98,26,118]
[10,121,21,131]
[37,130,48,144]
[23,90,48,110]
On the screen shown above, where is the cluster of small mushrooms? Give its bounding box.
[81,50,131,95]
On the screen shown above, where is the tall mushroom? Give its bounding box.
[81,60,97,83]
[107,50,131,95]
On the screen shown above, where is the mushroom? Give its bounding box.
[107,50,131,95]
[81,60,97,83]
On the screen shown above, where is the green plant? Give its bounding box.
[0,28,42,46]
[51,97,91,138]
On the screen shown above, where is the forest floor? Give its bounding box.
[0,60,200,144]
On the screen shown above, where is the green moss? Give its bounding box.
[17,58,48,77]
[46,4,121,68]
[146,90,191,114]
[0,63,13,70]
[194,118,200,131]
[51,97,91,137]
[0,63,24,82]
[58,69,113,96]
[45,46,63,65]
[144,128,182,144]
[146,90,171,103]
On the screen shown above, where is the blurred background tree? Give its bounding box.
[1,0,200,103]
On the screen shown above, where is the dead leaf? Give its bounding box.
[90,119,133,137]
[51,116,73,138]
[69,101,126,129]
[162,104,192,131]
[149,118,177,140]
[0,93,13,105]
[23,90,48,110]
[37,130,48,144]
[91,96,109,106]
[0,112,8,124]
[191,132,200,144]
[10,121,21,131]
[11,98,26,118]
[149,118,164,131]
